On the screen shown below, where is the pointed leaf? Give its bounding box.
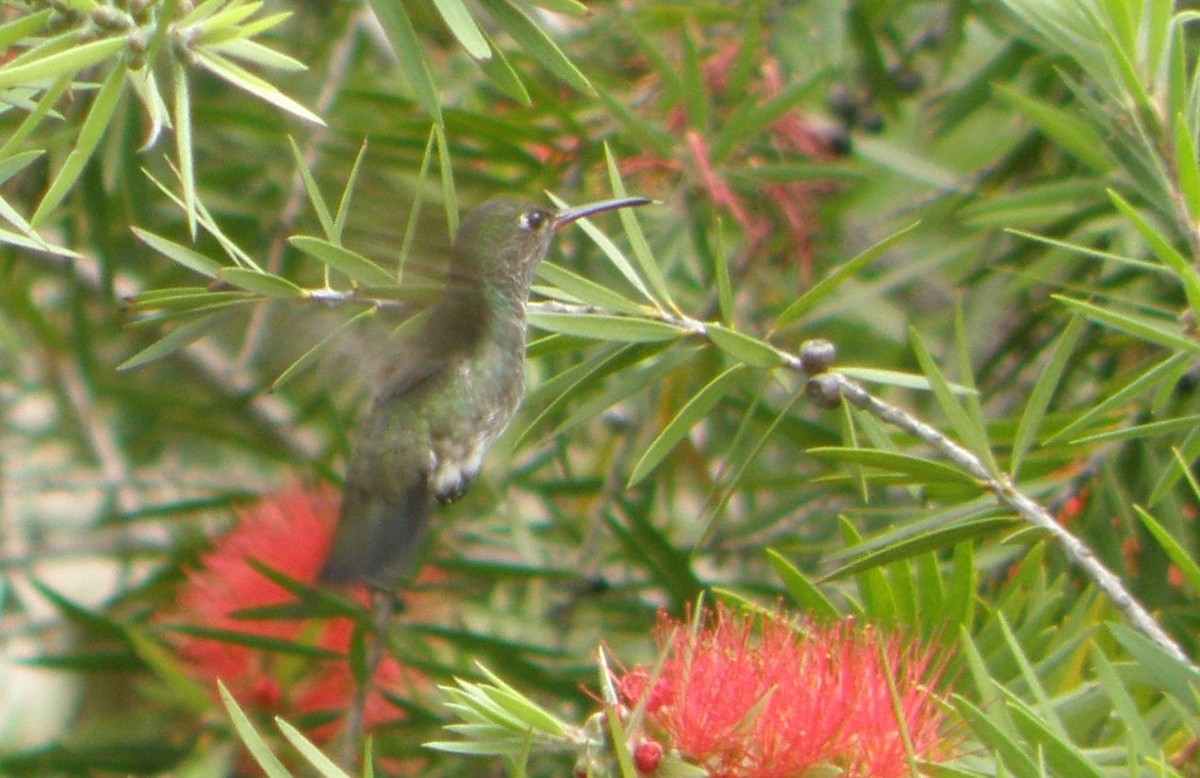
[194,49,324,125]
[604,145,676,313]
[32,62,126,226]
[276,718,351,778]
[765,549,839,620]
[132,227,223,278]
[527,311,686,343]
[219,682,292,778]
[1054,294,1200,353]
[706,324,785,368]
[289,236,395,287]
[430,0,490,59]
[1011,316,1085,477]
[287,136,335,240]
[535,261,647,316]
[807,447,980,486]
[776,222,919,328]
[0,34,126,90]
[368,0,443,124]
[478,0,593,95]
[628,364,744,487]
[218,267,305,298]
[118,313,223,371]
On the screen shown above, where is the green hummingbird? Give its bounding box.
[320,195,651,587]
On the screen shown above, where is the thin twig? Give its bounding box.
[533,294,1192,664]
[814,370,1191,666]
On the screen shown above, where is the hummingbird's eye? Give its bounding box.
[519,210,551,232]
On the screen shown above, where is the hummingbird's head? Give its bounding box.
[451,196,651,299]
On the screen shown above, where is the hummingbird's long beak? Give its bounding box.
[554,196,652,230]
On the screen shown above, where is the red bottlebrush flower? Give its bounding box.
[619,606,951,778]
[163,484,425,742]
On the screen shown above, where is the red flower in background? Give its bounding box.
[164,484,426,741]
[619,606,951,778]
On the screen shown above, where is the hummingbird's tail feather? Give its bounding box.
[320,479,432,588]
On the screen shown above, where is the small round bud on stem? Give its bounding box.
[805,374,842,409]
[799,339,837,374]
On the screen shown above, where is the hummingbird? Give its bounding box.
[320,195,652,588]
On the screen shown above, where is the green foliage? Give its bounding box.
[4,0,1200,776]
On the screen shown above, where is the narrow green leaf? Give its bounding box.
[0,34,125,90]
[775,222,919,328]
[1006,227,1162,272]
[131,227,222,277]
[368,0,442,125]
[192,1,264,38]
[271,307,375,392]
[218,682,292,778]
[628,364,744,487]
[954,304,999,475]
[434,122,458,237]
[478,0,594,95]
[218,267,305,298]
[527,0,586,14]
[517,343,663,446]
[837,367,975,395]
[289,236,395,287]
[1007,699,1105,778]
[1068,413,1200,445]
[527,312,686,343]
[1134,505,1200,595]
[212,38,307,71]
[0,150,43,187]
[276,718,351,778]
[706,324,785,368]
[952,695,1040,778]
[808,447,980,486]
[430,0,490,59]
[478,29,531,105]
[1107,189,1200,314]
[1011,316,1085,477]
[765,549,840,620]
[1089,645,1158,756]
[167,625,342,659]
[193,49,324,125]
[472,665,571,736]
[696,385,805,545]
[604,144,677,312]
[287,136,335,241]
[32,62,127,226]
[1174,112,1200,222]
[172,59,197,237]
[1048,353,1185,442]
[910,328,995,471]
[1150,432,1200,506]
[993,83,1112,171]
[118,313,222,371]
[1054,294,1200,353]
[334,140,368,241]
[0,72,71,160]
[535,262,647,316]
[0,8,53,50]
[1111,624,1200,714]
[399,128,438,278]
[125,627,211,716]
[28,579,128,643]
